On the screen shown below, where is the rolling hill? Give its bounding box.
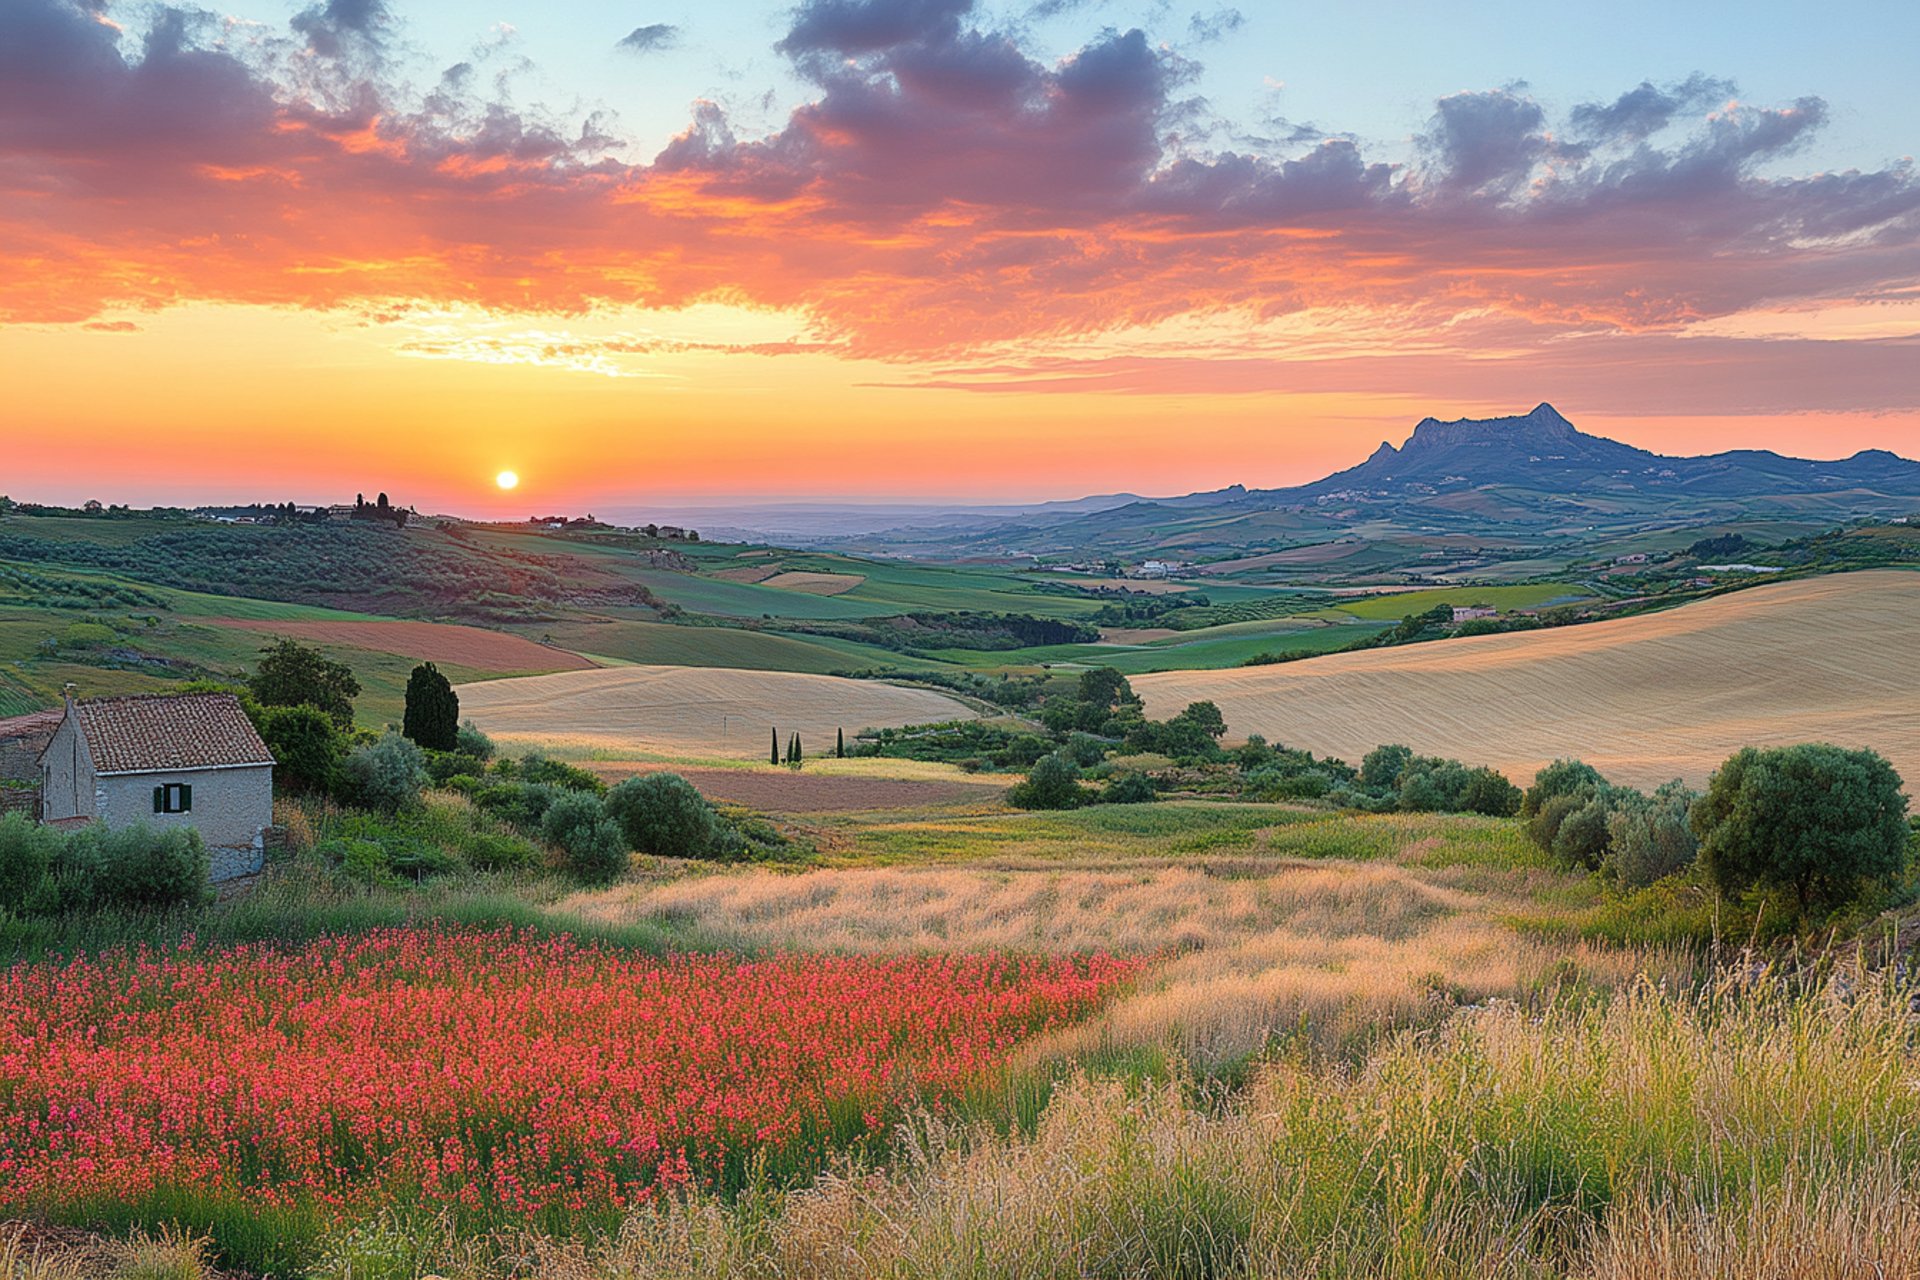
[454,666,981,760]
[1133,570,1920,789]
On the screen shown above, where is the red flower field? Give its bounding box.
[0,927,1142,1219]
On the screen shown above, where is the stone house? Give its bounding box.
[0,708,62,818]
[39,693,276,881]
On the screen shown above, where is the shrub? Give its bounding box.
[1604,780,1700,888]
[541,791,630,885]
[1460,767,1524,817]
[1361,744,1414,790]
[337,733,427,812]
[258,704,343,795]
[1693,743,1910,915]
[1551,793,1616,870]
[1007,752,1084,810]
[1522,758,1607,818]
[319,837,395,886]
[604,773,718,857]
[473,780,562,831]
[1100,771,1158,805]
[500,752,605,794]
[0,812,57,908]
[49,824,213,911]
[455,720,495,761]
[423,749,486,786]
[1065,732,1109,768]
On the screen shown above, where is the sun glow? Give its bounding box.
[495,470,519,490]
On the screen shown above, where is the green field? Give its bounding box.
[1327,581,1598,619]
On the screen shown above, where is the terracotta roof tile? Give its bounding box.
[71,693,275,775]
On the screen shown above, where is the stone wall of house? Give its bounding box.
[209,841,265,882]
[0,785,38,819]
[0,737,49,782]
[97,764,274,849]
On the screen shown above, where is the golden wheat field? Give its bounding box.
[1135,570,1920,788]
[454,666,978,759]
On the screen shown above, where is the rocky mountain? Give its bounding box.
[1279,404,1920,501]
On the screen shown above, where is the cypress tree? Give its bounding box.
[836,727,845,758]
[402,661,459,751]
[771,727,781,766]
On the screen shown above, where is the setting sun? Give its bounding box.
[495,470,519,491]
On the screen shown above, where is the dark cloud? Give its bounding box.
[1569,73,1734,143]
[778,0,974,56]
[290,0,390,60]
[617,23,680,53]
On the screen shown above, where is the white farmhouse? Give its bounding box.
[39,693,276,881]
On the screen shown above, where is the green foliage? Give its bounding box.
[0,812,58,907]
[495,752,605,794]
[454,720,495,761]
[540,791,629,885]
[6,818,212,915]
[337,732,427,813]
[1693,743,1911,914]
[1099,771,1158,805]
[1604,780,1700,888]
[1523,759,1607,818]
[472,780,562,832]
[1459,767,1525,818]
[1007,752,1085,810]
[249,637,361,728]
[401,661,459,751]
[258,704,343,795]
[604,772,719,857]
[1360,744,1414,790]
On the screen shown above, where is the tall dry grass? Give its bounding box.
[568,859,1683,1066]
[522,977,1920,1280]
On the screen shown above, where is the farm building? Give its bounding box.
[1452,606,1500,622]
[38,693,276,881]
[0,708,62,817]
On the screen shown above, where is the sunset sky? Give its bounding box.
[3,0,1918,514]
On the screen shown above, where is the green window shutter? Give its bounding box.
[153,786,164,813]
[178,784,192,813]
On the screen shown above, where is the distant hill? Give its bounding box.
[1282,403,1920,502]
[821,406,1920,574]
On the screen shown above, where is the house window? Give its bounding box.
[152,783,192,814]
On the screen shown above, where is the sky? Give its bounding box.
[2,0,1918,515]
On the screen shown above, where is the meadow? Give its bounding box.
[1137,570,1920,788]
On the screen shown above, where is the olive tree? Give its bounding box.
[1692,744,1909,915]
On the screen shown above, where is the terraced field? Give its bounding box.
[1136,571,1920,787]
[456,666,981,759]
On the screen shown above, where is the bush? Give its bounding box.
[541,791,630,885]
[455,720,495,762]
[1460,767,1524,817]
[0,812,57,907]
[1604,780,1700,888]
[500,752,605,794]
[34,823,214,912]
[1361,744,1414,791]
[1100,771,1158,805]
[1522,758,1607,818]
[337,733,427,812]
[249,637,360,729]
[1007,752,1085,810]
[258,704,343,795]
[604,773,718,857]
[1065,732,1110,768]
[473,780,562,832]
[1693,743,1910,915]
